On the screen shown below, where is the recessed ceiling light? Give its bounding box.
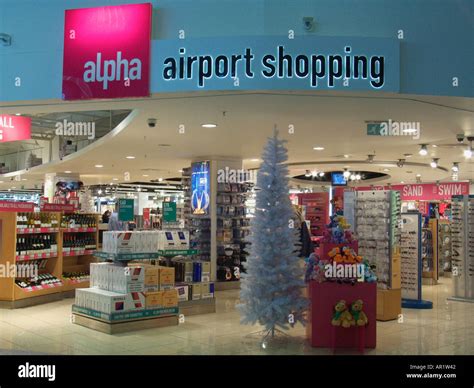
[400,181,405,184]
[430,158,439,168]
[383,168,390,172]
[11,187,16,189]
[178,169,184,173]
[250,158,260,162]
[158,177,163,182]
[142,174,149,177]
[343,154,350,158]
[112,178,118,181]
[64,170,72,173]
[21,179,27,181]
[0,181,3,183]
[416,174,421,177]
[126,156,135,159]
[95,164,103,168]
[432,144,438,148]
[313,146,325,151]
[15,113,21,116]
[201,123,217,128]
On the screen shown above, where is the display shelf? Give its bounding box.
[16,252,58,261]
[438,220,452,275]
[421,219,438,285]
[297,192,330,237]
[17,227,59,234]
[13,283,63,300]
[72,305,179,322]
[61,227,97,233]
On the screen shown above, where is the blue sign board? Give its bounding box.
[191,161,211,215]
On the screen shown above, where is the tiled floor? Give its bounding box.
[0,277,473,355]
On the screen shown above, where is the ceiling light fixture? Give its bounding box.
[126,156,136,159]
[112,178,118,181]
[98,189,102,195]
[355,174,361,180]
[430,158,439,168]
[142,174,149,177]
[383,168,390,172]
[464,142,473,159]
[343,169,351,179]
[95,164,103,168]
[64,170,72,173]
[418,144,428,156]
[304,170,311,177]
[397,159,405,168]
[350,174,356,181]
[404,153,413,158]
[158,177,163,182]
[318,171,325,177]
[313,146,325,151]
[367,154,375,163]
[343,154,350,159]
[416,174,421,177]
[201,123,217,128]
[451,162,459,173]
[311,171,318,178]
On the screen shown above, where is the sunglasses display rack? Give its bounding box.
[421,219,439,285]
[448,195,474,303]
[355,190,401,290]
[400,212,432,309]
[438,220,452,276]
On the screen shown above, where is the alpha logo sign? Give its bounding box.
[0,115,31,143]
[62,3,152,100]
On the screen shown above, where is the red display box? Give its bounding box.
[306,281,376,349]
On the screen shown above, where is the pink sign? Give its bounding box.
[356,182,469,201]
[41,203,75,212]
[0,115,31,143]
[0,201,35,212]
[62,3,152,100]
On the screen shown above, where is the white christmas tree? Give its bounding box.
[239,129,307,337]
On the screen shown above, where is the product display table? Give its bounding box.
[306,281,376,350]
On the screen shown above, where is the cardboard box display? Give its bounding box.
[143,291,164,308]
[175,284,189,302]
[158,266,175,290]
[201,282,215,299]
[376,288,401,321]
[162,289,178,307]
[131,263,159,292]
[201,262,211,282]
[90,263,145,293]
[75,288,145,313]
[191,283,202,300]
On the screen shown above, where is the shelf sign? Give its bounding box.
[191,161,210,215]
[163,202,177,222]
[0,201,35,212]
[118,198,134,221]
[0,115,31,143]
[41,203,75,212]
[62,3,152,100]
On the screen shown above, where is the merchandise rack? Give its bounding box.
[0,211,99,307]
[421,219,438,285]
[448,195,474,303]
[438,219,452,276]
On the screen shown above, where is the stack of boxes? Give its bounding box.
[75,262,178,314]
[169,259,214,302]
[102,230,190,253]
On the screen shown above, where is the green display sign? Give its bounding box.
[118,199,134,221]
[163,201,177,222]
[367,123,384,136]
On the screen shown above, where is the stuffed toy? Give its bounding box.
[332,300,351,327]
[328,247,340,258]
[350,299,368,326]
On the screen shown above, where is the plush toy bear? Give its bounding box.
[331,300,348,326]
[351,299,369,326]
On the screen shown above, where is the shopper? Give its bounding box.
[294,206,314,258]
[108,212,125,231]
[102,210,111,223]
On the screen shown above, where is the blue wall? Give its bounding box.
[0,0,472,102]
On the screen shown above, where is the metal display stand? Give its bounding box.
[448,195,474,303]
[400,212,432,309]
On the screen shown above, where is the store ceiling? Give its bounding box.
[0,90,473,189]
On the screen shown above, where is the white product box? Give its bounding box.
[174,230,189,249]
[175,284,189,302]
[158,231,177,250]
[90,263,145,293]
[75,288,145,313]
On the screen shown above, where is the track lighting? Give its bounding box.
[397,159,405,168]
[451,162,459,173]
[418,144,428,156]
[430,158,439,168]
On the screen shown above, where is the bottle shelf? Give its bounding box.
[62,250,95,257]
[17,227,59,234]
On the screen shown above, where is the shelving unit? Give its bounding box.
[297,193,330,237]
[355,190,402,321]
[438,220,452,276]
[448,195,474,303]
[0,211,99,307]
[421,219,438,285]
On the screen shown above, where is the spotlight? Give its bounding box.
[418,145,428,156]
[397,159,405,168]
[367,154,375,163]
[430,158,439,168]
[304,170,311,177]
[311,171,318,178]
[343,169,350,179]
[452,174,458,181]
[350,174,356,181]
[355,174,361,180]
[451,162,459,173]
[318,171,325,177]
